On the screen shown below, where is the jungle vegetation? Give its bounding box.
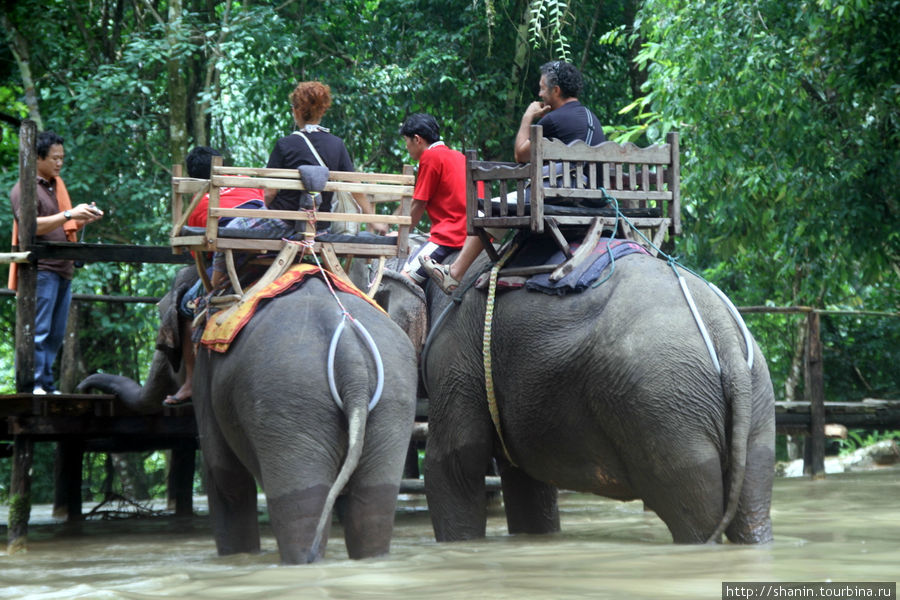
[1,0,897,502]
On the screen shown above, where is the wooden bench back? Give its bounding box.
[466,126,680,237]
[170,157,414,259]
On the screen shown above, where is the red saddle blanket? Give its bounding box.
[201,263,385,353]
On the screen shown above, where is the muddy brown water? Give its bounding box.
[1,467,897,599]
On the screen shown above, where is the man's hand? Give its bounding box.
[368,221,390,235]
[514,102,553,163]
[523,101,552,122]
[72,202,104,224]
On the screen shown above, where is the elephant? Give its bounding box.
[420,250,775,545]
[77,265,196,413]
[80,265,419,564]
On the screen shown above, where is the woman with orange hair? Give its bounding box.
[265,81,378,229]
[211,81,382,285]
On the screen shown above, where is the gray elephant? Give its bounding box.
[81,266,419,563]
[421,251,775,544]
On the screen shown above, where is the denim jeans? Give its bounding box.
[34,270,72,390]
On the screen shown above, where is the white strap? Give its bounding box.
[293,131,327,167]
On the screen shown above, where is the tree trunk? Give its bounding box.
[503,1,533,138]
[167,0,188,169]
[783,316,807,403]
[1,15,44,130]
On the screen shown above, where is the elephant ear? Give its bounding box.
[155,266,199,371]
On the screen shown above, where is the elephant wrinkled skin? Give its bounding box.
[81,268,418,564]
[421,252,775,544]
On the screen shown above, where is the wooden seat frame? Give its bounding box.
[170,156,413,295]
[465,126,681,278]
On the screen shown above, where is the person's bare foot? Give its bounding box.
[163,383,192,406]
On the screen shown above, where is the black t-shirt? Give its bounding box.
[537,101,606,146]
[266,130,354,213]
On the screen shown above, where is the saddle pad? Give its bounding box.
[525,239,649,295]
[201,263,385,353]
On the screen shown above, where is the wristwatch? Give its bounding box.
[63,210,72,220]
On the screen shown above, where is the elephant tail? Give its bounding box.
[706,343,752,543]
[307,400,369,562]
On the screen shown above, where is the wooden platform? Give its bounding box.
[775,399,900,433]
[2,392,196,441]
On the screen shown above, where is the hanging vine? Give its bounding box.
[527,0,572,61]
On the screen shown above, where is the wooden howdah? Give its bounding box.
[169,159,414,294]
[465,126,680,271]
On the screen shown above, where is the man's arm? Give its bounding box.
[353,191,388,234]
[514,101,552,163]
[408,199,427,232]
[35,204,102,235]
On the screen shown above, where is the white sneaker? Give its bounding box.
[33,386,47,395]
[51,389,62,395]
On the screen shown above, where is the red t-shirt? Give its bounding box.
[414,143,468,248]
[187,186,266,228]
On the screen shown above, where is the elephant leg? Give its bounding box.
[725,443,775,544]
[635,456,726,543]
[341,483,401,559]
[498,463,560,535]
[424,412,495,542]
[266,484,331,564]
[203,448,260,556]
[193,369,259,556]
[341,408,410,559]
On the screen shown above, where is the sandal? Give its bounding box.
[419,255,460,294]
[163,393,192,407]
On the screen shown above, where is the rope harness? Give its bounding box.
[482,239,520,466]
[283,235,385,413]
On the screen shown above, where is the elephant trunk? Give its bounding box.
[76,266,195,415]
[76,348,180,415]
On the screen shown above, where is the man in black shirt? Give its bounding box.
[423,60,606,293]
[513,60,605,163]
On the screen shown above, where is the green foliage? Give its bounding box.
[837,430,900,457]
[529,0,574,62]
[634,0,899,401]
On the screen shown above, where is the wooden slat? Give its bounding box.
[208,207,411,225]
[214,166,413,185]
[541,188,672,201]
[212,175,412,197]
[542,138,673,163]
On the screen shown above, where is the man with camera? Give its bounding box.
[9,130,103,394]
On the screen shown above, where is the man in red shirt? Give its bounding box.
[399,113,467,286]
[185,146,264,227]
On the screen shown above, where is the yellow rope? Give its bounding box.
[482,243,518,466]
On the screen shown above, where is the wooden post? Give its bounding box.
[9,120,37,552]
[167,440,195,517]
[7,436,34,553]
[804,310,826,478]
[52,439,84,521]
[60,299,80,393]
[13,120,37,393]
